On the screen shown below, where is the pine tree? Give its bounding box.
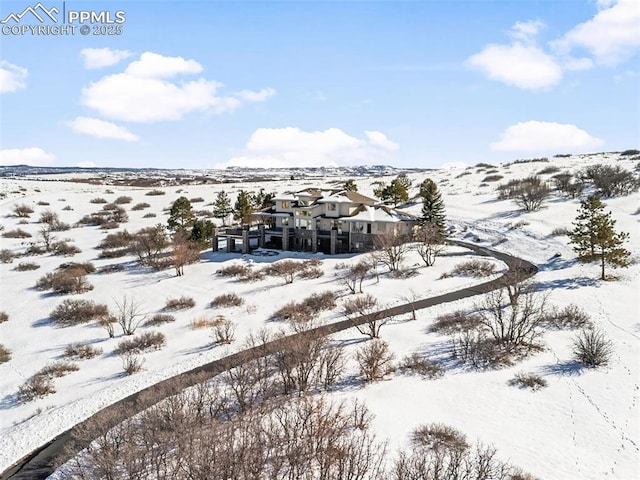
[234,190,253,225]
[568,195,630,280]
[419,178,446,235]
[343,179,358,192]
[213,191,232,226]
[167,196,194,232]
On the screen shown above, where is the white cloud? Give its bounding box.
[552,0,640,65]
[67,116,139,142]
[235,87,276,102]
[365,131,399,150]
[80,48,133,69]
[510,20,546,43]
[563,57,594,71]
[0,61,27,93]
[0,147,55,166]
[216,127,399,169]
[468,43,562,90]
[124,52,202,78]
[81,52,273,123]
[490,121,603,152]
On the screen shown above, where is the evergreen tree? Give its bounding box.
[419,178,446,235]
[234,190,253,225]
[251,189,275,210]
[190,219,214,247]
[343,179,358,192]
[167,196,194,232]
[373,175,410,206]
[568,195,630,280]
[213,191,232,225]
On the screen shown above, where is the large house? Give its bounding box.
[251,188,418,254]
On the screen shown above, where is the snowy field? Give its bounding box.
[0,152,638,479]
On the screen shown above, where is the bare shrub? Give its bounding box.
[0,311,7,323]
[14,261,40,271]
[115,331,166,354]
[537,166,560,175]
[35,269,93,294]
[2,228,32,238]
[550,226,570,236]
[50,299,108,327]
[24,244,46,255]
[572,328,613,367]
[38,360,80,378]
[581,164,639,197]
[114,196,133,204]
[410,423,469,452]
[217,263,251,277]
[144,313,176,326]
[210,293,244,308]
[131,202,150,211]
[482,174,504,182]
[189,196,205,203]
[39,210,70,231]
[301,290,336,311]
[343,293,389,338]
[130,225,168,268]
[265,259,305,284]
[145,189,166,196]
[12,203,34,217]
[451,259,497,277]
[89,197,107,204]
[51,240,81,256]
[298,266,324,279]
[18,375,55,402]
[430,310,482,334]
[191,315,225,329]
[0,249,16,263]
[99,230,133,249]
[509,372,548,390]
[164,295,196,311]
[374,229,411,271]
[451,331,514,369]
[543,304,592,330]
[121,353,144,375]
[413,222,446,267]
[143,212,156,218]
[399,353,445,379]
[342,261,371,294]
[171,237,201,276]
[271,301,313,323]
[211,319,236,345]
[59,261,96,274]
[97,313,117,338]
[64,343,103,360]
[114,297,146,335]
[356,339,395,381]
[0,344,11,363]
[97,264,125,274]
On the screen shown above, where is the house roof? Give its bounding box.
[316,190,377,205]
[340,205,418,223]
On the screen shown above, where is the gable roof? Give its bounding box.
[341,205,418,223]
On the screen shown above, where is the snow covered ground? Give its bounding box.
[0,152,638,479]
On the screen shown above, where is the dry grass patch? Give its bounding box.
[509,372,548,391]
[191,315,225,330]
[399,353,445,379]
[430,310,482,334]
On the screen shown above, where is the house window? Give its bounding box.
[353,222,365,233]
[328,203,337,212]
[281,201,290,209]
[297,210,312,217]
[281,217,289,226]
[376,223,387,233]
[296,218,312,229]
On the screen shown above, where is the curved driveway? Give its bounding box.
[1,240,537,480]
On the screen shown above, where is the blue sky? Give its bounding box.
[0,0,638,169]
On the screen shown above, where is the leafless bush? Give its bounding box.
[131,202,150,211]
[59,261,96,274]
[0,249,15,263]
[343,294,389,338]
[120,353,145,375]
[99,230,133,249]
[210,293,244,308]
[451,331,514,369]
[130,225,168,268]
[18,375,56,402]
[2,228,32,238]
[430,310,482,334]
[97,264,125,274]
[550,226,570,236]
[14,261,40,271]
[90,197,107,204]
[580,164,639,197]
[12,203,34,217]
[538,166,560,175]
[413,223,446,267]
[0,344,11,363]
[190,196,205,203]
[38,360,80,378]
[163,295,196,311]
[143,212,156,218]
[217,263,251,277]
[50,299,109,327]
[144,313,176,326]
[35,268,93,294]
[341,261,371,294]
[272,334,328,394]
[298,266,324,279]
[543,304,592,330]
[145,189,166,196]
[410,423,469,452]
[171,238,201,276]
[265,259,305,284]
[302,290,336,311]
[191,315,225,329]
[64,343,103,360]
[114,297,146,335]
[97,313,117,338]
[399,353,445,379]
[115,331,166,354]
[509,372,548,390]
[482,174,504,182]
[573,328,613,367]
[211,319,236,345]
[114,196,133,204]
[0,311,7,323]
[51,240,81,256]
[451,259,497,277]
[39,210,70,231]
[271,301,313,323]
[374,229,411,271]
[24,244,46,255]
[356,339,395,381]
